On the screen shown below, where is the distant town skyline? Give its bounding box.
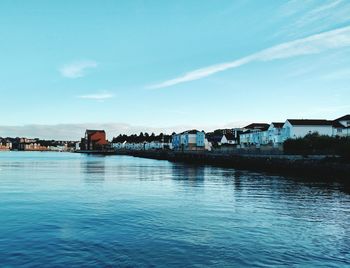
[1,1,350,139]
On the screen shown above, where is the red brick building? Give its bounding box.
[81,130,108,151]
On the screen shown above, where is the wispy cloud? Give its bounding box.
[149,25,350,89]
[60,60,98,78]
[277,0,350,38]
[278,0,315,18]
[77,92,114,100]
[307,0,343,16]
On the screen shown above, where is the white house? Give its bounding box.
[267,122,284,146]
[239,123,270,147]
[281,119,334,141]
[209,128,243,145]
[204,138,211,151]
[205,132,228,151]
[206,134,227,147]
[122,142,142,150]
[335,114,350,127]
[144,141,161,150]
[172,130,206,151]
[224,133,238,144]
[220,135,229,144]
[333,115,350,137]
[144,140,172,150]
[239,131,251,145]
[112,140,127,150]
[48,145,66,152]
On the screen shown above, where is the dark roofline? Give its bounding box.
[243,123,270,129]
[225,133,235,140]
[334,114,350,121]
[86,129,106,133]
[286,119,334,126]
[333,121,345,128]
[206,135,223,143]
[186,129,200,134]
[271,122,284,128]
[175,129,204,135]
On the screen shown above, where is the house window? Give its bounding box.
[337,129,342,133]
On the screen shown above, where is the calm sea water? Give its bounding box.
[0,152,349,267]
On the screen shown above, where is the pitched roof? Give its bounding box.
[206,135,223,143]
[334,114,350,121]
[286,119,333,126]
[271,122,284,128]
[181,129,203,134]
[225,133,235,140]
[186,129,199,134]
[333,121,345,128]
[86,129,106,134]
[243,123,270,130]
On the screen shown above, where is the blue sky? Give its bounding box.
[0,0,350,139]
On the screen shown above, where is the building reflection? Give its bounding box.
[81,156,106,183]
[171,164,205,186]
[233,170,243,191]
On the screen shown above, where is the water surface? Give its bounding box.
[0,152,349,267]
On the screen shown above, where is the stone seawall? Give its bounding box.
[115,150,350,181]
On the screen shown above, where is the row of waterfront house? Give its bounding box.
[239,115,350,147]
[2,115,348,153]
[0,137,77,151]
[171,115,350,151]
[77,114,350,152]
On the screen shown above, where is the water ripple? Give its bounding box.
[0,152,349,267]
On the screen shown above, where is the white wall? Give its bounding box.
[220,135,228,144]
[283,121,333,140]
[339,120,350,127]
[187,134,197,144]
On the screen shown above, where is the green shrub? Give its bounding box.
[283,133,350,158]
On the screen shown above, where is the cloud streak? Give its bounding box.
[60,60,98,78]
[78,93,114,100]
[277,0,350,38]
[149,25,350,89]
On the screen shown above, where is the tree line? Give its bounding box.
[112,132,172,143]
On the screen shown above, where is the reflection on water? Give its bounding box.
[0,152,349,267]
[233,170,243,191]
[171,164,205,186]
[81,156,106,183]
